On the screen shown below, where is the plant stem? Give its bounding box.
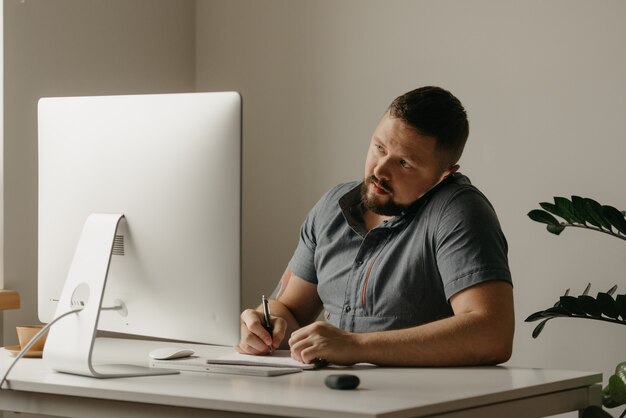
[565,314,626,326]
[561,223,626,241]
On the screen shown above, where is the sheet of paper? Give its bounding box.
[206,350,323,369]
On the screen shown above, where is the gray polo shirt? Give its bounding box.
[288,173,512,333]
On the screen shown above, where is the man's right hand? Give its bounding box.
[234,308,287,355]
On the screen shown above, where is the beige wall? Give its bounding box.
[0,0,4,346]
[0,1,4,289]
[3,0,196,349]
[196,2,626,416]
[4,1,626,416]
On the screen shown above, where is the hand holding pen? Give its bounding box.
[262,295,274,353]
[234,296,286,355]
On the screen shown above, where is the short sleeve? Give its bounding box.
[287,188,338,284]
[288,210,318,284]
[435,188,512,300]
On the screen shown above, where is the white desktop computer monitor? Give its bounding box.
[37,92,241,377]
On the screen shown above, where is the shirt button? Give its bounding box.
[355,259,363,266]
[345,306,351,312]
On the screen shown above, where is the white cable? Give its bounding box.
[0,307,83,390]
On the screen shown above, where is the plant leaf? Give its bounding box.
[525,307,570,322]
[571,195,590,226]
[607,285,618,296]
[539,202,560,217]
[582,405,613,418]
[583,283,592,296]
[597,292,620,319]
[532,318,550,338]
[584,198,612,230]
[578,295,602,317]
[528,209,560,225]
[616,295,626,321]
[560,295,585,315]
[525,311,546,322]
[603,205,626,235]
[554,197,577,223]
[602,384,623,408]
[606,362,626,405]
[544,306,570,315]
[547,224,566,235]
[552,289,570,307]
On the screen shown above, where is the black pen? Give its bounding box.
[261,295,274,352]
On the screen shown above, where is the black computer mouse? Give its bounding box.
[324,374,360,390]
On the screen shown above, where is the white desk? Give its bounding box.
[0,338,602,418]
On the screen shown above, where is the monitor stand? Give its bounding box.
[43,213,178,378]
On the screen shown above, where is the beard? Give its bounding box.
[360,175,409,216]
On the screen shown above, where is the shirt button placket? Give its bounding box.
[351,257,363,317]
[342,257,362,330]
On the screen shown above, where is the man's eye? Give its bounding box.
[375,145,384,152]
[400,160,410,168]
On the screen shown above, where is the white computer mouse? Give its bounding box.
[149,346,196,360]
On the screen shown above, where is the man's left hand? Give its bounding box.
[288,321,361,366]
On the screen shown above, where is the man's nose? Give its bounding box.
[373,158,391,180]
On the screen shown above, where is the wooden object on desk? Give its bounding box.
[0,290,20,310]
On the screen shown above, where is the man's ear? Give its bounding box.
[443,164,460,179]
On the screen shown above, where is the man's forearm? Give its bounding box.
[356,310,513,366]
[350,280,515,367]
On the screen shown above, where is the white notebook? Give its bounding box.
[149,350,325,377]
[206,350,326,370]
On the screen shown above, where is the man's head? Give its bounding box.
[388,86,469,166]
[362,86,469,216]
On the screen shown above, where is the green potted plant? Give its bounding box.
[526,196,626,418]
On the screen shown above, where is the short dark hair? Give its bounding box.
[388,86,469,165]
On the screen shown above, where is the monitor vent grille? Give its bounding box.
[112,235,125,256]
